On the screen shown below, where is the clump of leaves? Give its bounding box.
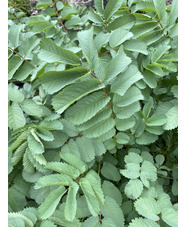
[8,0,178,226]
[8,0,32,15]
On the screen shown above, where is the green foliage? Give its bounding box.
[8,0,32,15]
[8,0,178,226]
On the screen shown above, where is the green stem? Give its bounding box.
[158,174,173,180]
[98,162,101,176]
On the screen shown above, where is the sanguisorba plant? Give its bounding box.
[8,0,178,226]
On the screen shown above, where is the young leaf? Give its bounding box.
[155,154,165,166]
[11,141,27,166]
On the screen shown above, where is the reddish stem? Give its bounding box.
[99,213,102,223]
[50,0,67,33]
[65,134,82,144]
[8,46,35,68]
